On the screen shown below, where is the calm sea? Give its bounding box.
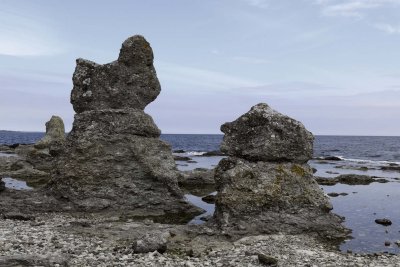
[2,131,398,163]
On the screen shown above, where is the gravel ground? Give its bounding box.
[0,213,399,266]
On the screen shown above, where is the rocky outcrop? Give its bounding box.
[47,35,202,222]
[213,103,348,240]
[26,116,66,172]
[34,116,65,150]
[220,103,313,163]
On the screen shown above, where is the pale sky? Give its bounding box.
[1,0,400,135]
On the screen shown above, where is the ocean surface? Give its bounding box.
[1,131,400,254]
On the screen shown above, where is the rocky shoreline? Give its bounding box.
[1,35,400,266]
[0,212,399,266]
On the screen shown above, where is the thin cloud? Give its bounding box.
[232,56,270,64]
[242,0,270,8]
[315,0,400,18]
[374,23,400,34]
[0,9,65,56]
[156,61,261,91]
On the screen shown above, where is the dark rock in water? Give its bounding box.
[315,177,338,186]
[375,218,392,226]
[173,149,185,153]
[385,241,391,246]
[339,193,348,196]
[320,156,342,161]
[202,150,225,156]
[0,180,5,192]
[8,144,20,149]
[174,155,192,161]
[312,167,317,174]
[179,168,215,186]
[220,103,314,164]
[258,253,278,266]
[336,174,375,185]
[381,166,400,171]
[201,194,216,204]
[213,103,348,241]
[71,36,161,113]
[47,35,202,222]
[132,231,170,254]
[200,215,212,221]
[328,192,340,197]
[316,175,389,186]
[187,160,197,163]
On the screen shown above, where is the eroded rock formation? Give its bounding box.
[47,35,202,221]
[213,103,348,240]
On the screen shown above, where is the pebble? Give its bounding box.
[0,214,399,266]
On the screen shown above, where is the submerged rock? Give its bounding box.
[47,35,202,222]
[213,103,348,240]
[220,103,313,163]
[375,218,392,226]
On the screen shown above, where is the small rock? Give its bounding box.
[257,253,278,266]
[132,231,170,254]
[201,195,216,204]
[327,193,339,197]
[202,151,225,156]
[385,241,391,246]
[174,156,192,161]
[0,180,5,192]
[173,150,185,153]
[3,212,35,221]
[375,218,392,226]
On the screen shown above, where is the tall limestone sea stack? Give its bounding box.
[47,35,202,221]
[214,103,348,240]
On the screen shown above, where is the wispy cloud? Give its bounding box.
[242,0,270,8]
[0,9,64,56]
[156,61,261,91]
[374,23,400,34]
[315,0,400,18]
[232,56,270,64]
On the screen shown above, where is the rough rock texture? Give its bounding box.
[71,36,160,113]
[34,116,65,150]
[220,103,313,163]
[26,116,66,172]
[213,103,348,241]
[47,35,202,222]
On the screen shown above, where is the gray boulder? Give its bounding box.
[220,103,313,163]
[47,35,202,222]
[213,103,348,241]
[132,231,171,254]
[71,35,161,113]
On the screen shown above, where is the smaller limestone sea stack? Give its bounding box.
[214,103,348,240]
[47,35,202,221]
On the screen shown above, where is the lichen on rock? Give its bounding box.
[47,35,202,222]
[213,103,349,241]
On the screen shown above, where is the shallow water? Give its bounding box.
[2,177,33,190]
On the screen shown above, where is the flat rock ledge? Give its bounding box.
[0,213,398,267]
